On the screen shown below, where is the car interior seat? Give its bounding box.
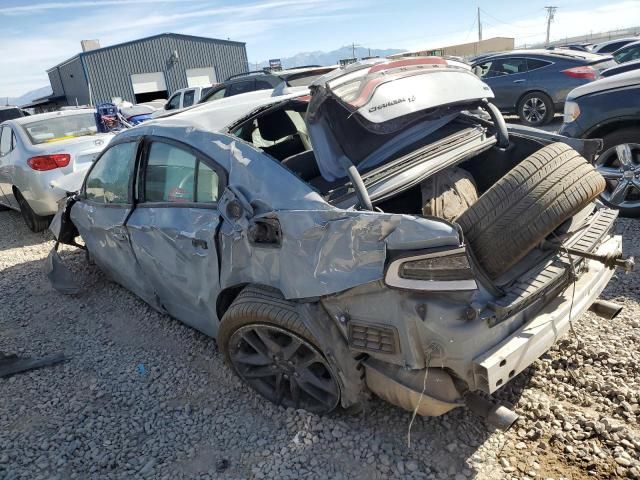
[256,109,305,160]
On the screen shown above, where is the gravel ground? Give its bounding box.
[0,208,638,480]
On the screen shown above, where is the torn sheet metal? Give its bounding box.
[45,248,82,295]
[219,205,460,300]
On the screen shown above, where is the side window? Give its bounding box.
[165,93,181,110]
[226,80,255,97]
[0,126,13,156]
[615,46,640,63]
[183,90,196,107]
[255,79,274,90]
[144,142,220,203]
[196,162,219,203]
[207,88,226,101]
[145,142,196,202]
[526,59,551,71]
[85,142,137,204]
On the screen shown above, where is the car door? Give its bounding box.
[72,138,158,306]
[475,57,529,110]
[126,137,225,336]
[0,125,19,209]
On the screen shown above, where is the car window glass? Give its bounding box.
[196,162,219,203]
[227,80,255,96]
[255,79,274,90]
[85,142,137,204]
[166,94,181,110]
[615,46,640,63]
[145,142,196,203]
[0,126,13,155]
[207,88,226,101]
[526,59,551,71]
[183,90,196,107]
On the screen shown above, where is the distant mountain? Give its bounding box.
[3,86,52,107]
[254,46,406,70]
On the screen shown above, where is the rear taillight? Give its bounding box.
[562,66,596,80]
[27,154,71,171]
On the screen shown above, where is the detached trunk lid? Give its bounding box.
[306,57,494,182]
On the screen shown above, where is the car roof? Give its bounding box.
[475,49,605,62]
[11,108,95,125]
[593,37,639,49]
[601,58,640,77]
[143,89,308,133]
[614,40,640,53]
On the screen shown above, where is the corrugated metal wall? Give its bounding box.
[82,34,248,104]
[47,69,65,97]
[58,58,90,105]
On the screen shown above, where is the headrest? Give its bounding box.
[257,109,298,141]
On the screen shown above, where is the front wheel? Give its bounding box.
[218,286,341,414]
[15,189,51,232]
[517,92,554,126]
[595,128,640,217]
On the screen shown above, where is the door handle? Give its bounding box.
[191,238,208,249]
[109,227,127,241]
[513,79,525,84]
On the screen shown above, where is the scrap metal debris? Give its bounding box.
[0,351,67,378]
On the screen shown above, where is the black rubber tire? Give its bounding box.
[597,128,640,217]
[517,91,554,126]
[457,143,606,279]
[218,285,342,413]
[15,189,51,233]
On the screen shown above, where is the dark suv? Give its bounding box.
[199,66,335,103]
[472,50,615,126]
[559,70,640,216]
[0,106,28,123]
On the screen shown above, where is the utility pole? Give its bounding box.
[477,7,482,43]
[545,6,557,46]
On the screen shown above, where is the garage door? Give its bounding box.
[186,67,217,87]
[131,72,167,94]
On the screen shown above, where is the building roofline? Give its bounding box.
[46,32,246,72]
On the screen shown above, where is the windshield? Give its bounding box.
[21,113,98,145]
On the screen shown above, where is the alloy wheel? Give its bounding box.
[522,97,547,124]
[228,324,340,414]
[595,143,640,209]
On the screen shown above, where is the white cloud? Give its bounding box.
[0,0,203,15]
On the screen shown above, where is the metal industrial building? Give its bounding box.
[28,33,248,110]
[389,37,515,59]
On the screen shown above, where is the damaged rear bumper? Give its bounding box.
[472,234,621,394]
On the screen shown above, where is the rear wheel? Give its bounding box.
[15,189,51,232]
[218,286,341,414]
[457,143,606,279]
[517,92,554,126]
[594,128,640,217]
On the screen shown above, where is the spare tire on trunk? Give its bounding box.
[457,142,606,280]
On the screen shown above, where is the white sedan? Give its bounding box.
[0,109,113,231]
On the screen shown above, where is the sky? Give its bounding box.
[1,0,639,97]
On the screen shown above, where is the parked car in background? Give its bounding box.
[49,58,627,426]
[0,109,113,231]
[151,86,214,117]
[601,58,640,77]
[591,37,639,54]
[471,50,615,126]
[560,70,640,216]
[547,43,592,52]
[198,66,336,103]
[0,106,29,123]
[612,40,640,64]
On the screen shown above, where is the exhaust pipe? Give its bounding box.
[589,299,623,320]
[465,393,519,431]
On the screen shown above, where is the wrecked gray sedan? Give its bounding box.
[48,58,632,427]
